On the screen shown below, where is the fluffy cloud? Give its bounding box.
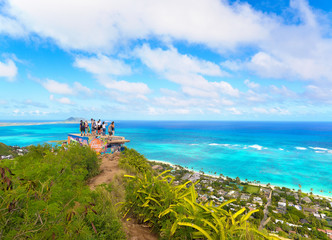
[270,85,297,98]
[150,89,235,116]
[244,79,260,89]
[74,55,132,76]
[2,0,332,119]
[135,44,238,98]
[221,0,332,85]
[41,79,92,96]
[49,95,73,105]
[42,79,74,95]
[56,97,73,105]
[0,58,17,80]
[0,15,25,37]
[304,85,332,103]
[227,107,242,115]
[4,0,271,52]
[135,44,226,76]
[4,0,332,86]
[73,82,92,95]
[98,77,150,99]
[74,54,150,100]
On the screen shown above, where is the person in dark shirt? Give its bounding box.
[80,120,85,136]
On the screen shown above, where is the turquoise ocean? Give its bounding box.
[0,121,331,197]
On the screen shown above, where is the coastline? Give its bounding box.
[148,159,332,200]
[1,121,331,199]
[0,121,79,127]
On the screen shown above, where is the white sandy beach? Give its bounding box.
[148,159,332,200]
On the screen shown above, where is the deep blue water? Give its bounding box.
[1,121,331,196]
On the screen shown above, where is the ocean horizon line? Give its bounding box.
[1,119,332,123]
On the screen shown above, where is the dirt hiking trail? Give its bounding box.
[88,153,158,240]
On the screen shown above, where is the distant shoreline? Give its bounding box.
[148,159,332,200]
[0,121,79,127]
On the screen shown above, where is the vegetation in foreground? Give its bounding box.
[119,148,276,240]
[0,143,125,239]
[1,142,280,239]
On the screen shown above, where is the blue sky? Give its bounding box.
[1,0,332,121]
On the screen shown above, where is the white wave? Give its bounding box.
[295,147,307,150]
[309,147,329,151]
[209,143,219,146]
[279,148,284,151]
[328,150,332,154]
[221,144,231,147]
[208,143,231,147]
[315,151,325,154]
[190,144,198,145]
[248,144,263,151]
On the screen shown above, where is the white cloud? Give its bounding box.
[0,15,25,37]
[135,44,238,99]
[3,0,332,86]
[41,79,92,96]
[12,109,21,115]
[74,55,149,100]
[247,52,290,78]
[73,82,92,95]
[245,89,268,103]
[215,0,332,85]
[98,77,150,98]
[304,85,332,103]
[42,79,74,95]
[74,54,131,76]
[270,85,297,98]
[227,107,242,115]
[50,95,73,105]
[0,58,17,80]
[207,108,221,114]
[135,44,226,76]
[151,90,234,116]
[244,79,260,89]
[57,97,73,105]
[5,0,271,52]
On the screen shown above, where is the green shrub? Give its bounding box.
[0,142,15,156]
[0,143,124,239]
[119,148,151,174]
[121,171,275,240]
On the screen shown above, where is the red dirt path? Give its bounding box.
[88,153,158,240]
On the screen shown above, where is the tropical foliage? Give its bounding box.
[0,142,15,156]
[120,167,277,239]
[119,147,151,174]
[0,143,125,239]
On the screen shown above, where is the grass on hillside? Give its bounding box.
[0,142,14,156]
[119,148,274,240]
[0,143,126,239]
